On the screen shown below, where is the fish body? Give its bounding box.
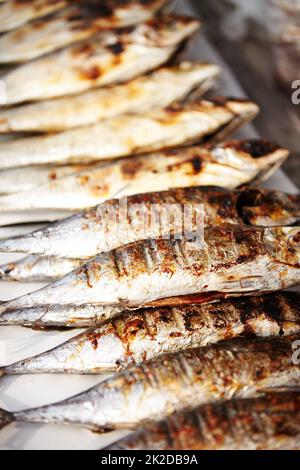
[0,225,44,240]
[107,393,300,450]
[0,164,89,195]
[0,62,219,133]
[0,335,299,431]
[1,292,300,373]
[0,139,288,221]
[1,15,201,105]
[0,255,82,283]
[0,0,67,33]
[0,0,169,62]
[0,99,258,170]
[0,185,298,262]
[0,225,299,317]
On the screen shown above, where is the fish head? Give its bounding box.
[237,188,300,227]
[264,227,300,268]
[208,139,289,183]
[233,139,289,183]
[131,15,201,47]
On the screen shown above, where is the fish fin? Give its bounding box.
[0,409,13,430]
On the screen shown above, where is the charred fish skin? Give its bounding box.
[0,255,83,283]
[107,393,300,450]
[0,139,287,218]
[0,98,258,170]
[0,62,220,133]
[0,225,299,315]
[3,334,300,431]
[0,185,297,261]
[2,15,201,105]
[0,0,170,63]
[2,292,300,374]
[0,0,67,33]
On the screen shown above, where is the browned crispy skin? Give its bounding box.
[9,335,300,431]
[107,392,300,450]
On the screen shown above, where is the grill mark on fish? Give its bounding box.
[107,392,300,450]
[2,292,300,374]
[0,98,257,170]
[0,140,288,222]
[1,15,201,105]
[0,225,299,317]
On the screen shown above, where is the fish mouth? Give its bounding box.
[229,139,282,158]
[236,189,300,227]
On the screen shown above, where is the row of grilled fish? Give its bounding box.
[0,223,299,327]
[1,14,201,106]
[0,138,287,227]
[0,333,300,438]
[0,0,299,451]
[0,0,172,62]
[0,185,299,282]
[1,292,299,376]
[0,98,258,170]
[0,0,170,36]
[0,62,220,133]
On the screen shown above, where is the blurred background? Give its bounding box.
[190,0,300,188]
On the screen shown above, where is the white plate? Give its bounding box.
[0,0,298,450]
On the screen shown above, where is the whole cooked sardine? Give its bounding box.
[0,99,258,169]
[0,186,298,261]
[1,293,300,374]
[0,255,82,283]
[0,225,299,317]
[0,0,67,33]
[0,0,169,62]
[1,15,200,105]
[0,140,288,221]
[0,62,219,133]
[107,392,300,450]
[0,335,299,432]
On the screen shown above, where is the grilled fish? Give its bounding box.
[0,0,67,33]
[0,99,258,170]
[1,15,200,105]
[0,225,299,317]
[0,140,288,220]
[107,392,300,450]
[0,0,169,63]
[0,335,299,432]
[0,0,170,63]
[0,186,298,262]
[1,292,300,374]
[0,62,219,133]
[0,255,82,283]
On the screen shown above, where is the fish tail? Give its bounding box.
[0,408,13,430]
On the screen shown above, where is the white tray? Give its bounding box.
[0,0,298,450]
